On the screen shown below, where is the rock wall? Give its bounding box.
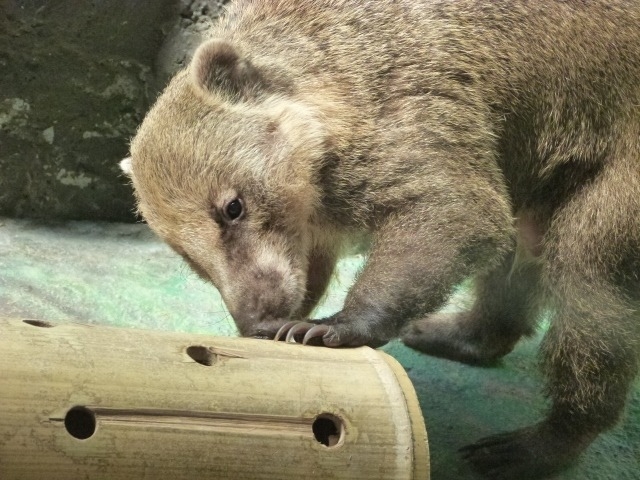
[0,0,227,221]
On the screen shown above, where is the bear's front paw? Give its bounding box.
[273,320,336,346]
[273,317,390,348]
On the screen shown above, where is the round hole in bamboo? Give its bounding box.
[312,414,344,447]
[65,406,96,440]
[23,319,54,328]
[186,345,216,366]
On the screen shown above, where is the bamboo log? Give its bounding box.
[0,317,429,479]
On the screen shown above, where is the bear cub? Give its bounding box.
[123,1,640,478]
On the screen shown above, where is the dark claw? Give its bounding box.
[302,325,332,345]
[285,322,316,343]
[273,321,332,346]
[273,320,300,341]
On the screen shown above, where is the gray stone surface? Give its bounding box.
[0,0,227,221]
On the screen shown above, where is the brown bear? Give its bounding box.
[122,1,640,478]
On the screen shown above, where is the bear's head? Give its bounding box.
[123,39,335,336]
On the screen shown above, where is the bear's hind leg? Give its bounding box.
[402,249,542,365]
[463,153,640,478]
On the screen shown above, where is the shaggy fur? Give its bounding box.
[125,1,640,478]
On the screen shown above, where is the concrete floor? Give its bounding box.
[0,217,638,479]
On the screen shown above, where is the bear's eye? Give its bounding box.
[224,198,244,221]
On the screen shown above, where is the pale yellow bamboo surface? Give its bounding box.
[0,317,429,479]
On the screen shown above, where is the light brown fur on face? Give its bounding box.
[125,1,640,478]
[128,56,336,333]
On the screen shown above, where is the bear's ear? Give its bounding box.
[119,157,133,177]
[190,39,263,100]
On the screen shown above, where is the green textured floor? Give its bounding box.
[0,217,638,479]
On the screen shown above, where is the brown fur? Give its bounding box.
[125,1,640,478]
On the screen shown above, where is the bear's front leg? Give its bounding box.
[277,189,515,348]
